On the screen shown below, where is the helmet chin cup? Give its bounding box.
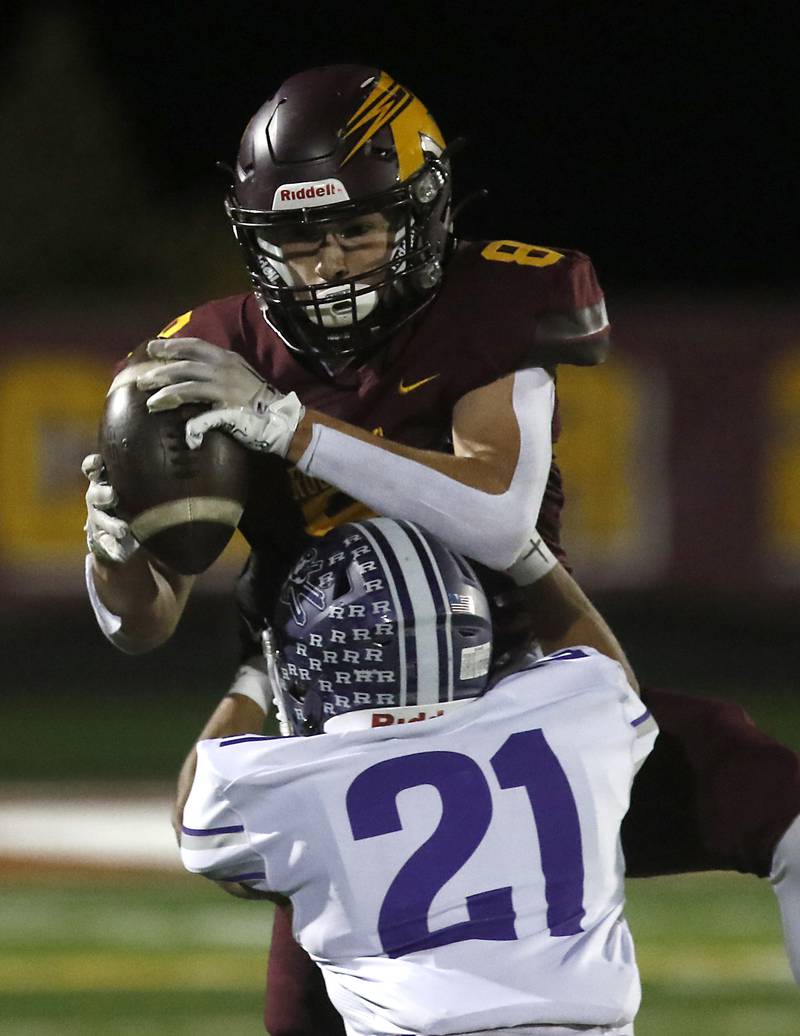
[305,283,379,328]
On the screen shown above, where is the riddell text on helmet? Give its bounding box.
[371,709,446,726]
[272,179,350,210]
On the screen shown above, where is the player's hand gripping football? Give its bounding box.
[82,453,139,564]
[139,338,305,458]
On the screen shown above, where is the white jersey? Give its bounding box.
[182,648,657,1036]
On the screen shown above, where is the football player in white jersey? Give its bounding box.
[180,518,657,1036]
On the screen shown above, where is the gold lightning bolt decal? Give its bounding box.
[341,72,413,167]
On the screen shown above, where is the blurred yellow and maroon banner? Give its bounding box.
[556,297,800,597]
[1,298,798,601]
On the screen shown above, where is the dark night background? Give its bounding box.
[2,2,798,309]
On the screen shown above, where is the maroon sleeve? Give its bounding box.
[424,242,610,408]
[530,251,610,364]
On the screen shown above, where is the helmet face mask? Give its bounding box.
[263,519,493,736]
[225,66,453,374]
[247,203,402,331]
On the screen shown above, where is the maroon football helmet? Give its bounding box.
[224,65,453,374]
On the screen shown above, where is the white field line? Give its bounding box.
[0,788,180,870]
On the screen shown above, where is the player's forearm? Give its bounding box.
[87,552,193,653]
[288,371,554,571]
[290,420,546,570]
[516,564,640,693]
[287,408,509,491]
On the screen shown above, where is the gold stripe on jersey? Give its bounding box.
[304,491,377,538]
[156,311,193,338]
[289,468,330,504]
[289,468,376,537]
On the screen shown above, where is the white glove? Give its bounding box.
[82,453,139,564]
[140,338,305,457]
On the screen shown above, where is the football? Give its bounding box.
[99,342,250,575]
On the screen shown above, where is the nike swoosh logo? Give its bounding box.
[398,374,440,395]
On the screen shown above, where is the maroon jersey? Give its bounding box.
[153,239,610,645]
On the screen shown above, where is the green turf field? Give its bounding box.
[0,870,795,1034]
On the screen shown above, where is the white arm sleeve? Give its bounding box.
[85,555,169,654]
[227,656,270,715]
[297,367,555,571]
[84,555,123,642]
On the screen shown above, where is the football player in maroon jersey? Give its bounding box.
[83,66,800,1032]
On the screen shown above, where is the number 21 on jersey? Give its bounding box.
[346,728,585,958]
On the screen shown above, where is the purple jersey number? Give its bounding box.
[491,729,585,937]
[346,728,585,958]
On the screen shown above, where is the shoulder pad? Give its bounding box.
[440,241,610,370]
[153,294,251,348]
